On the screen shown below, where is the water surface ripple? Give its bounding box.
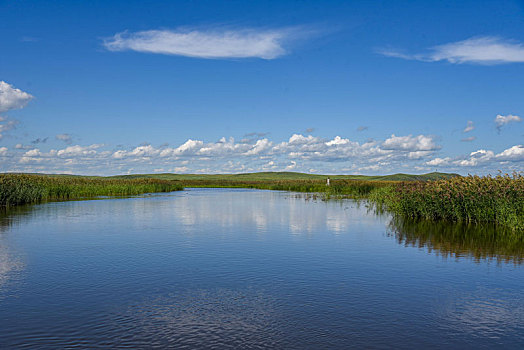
[0,188,522,349]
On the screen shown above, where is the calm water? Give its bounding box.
[0,188,522,349]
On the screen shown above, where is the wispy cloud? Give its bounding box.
[495,114,521,132]
[0,119,18,138]
[463,121,475,133]
[461,136,476,142]
[103,26,306,59]
[31,137,48,145]
[56,133,73,144]
[380,36,524,65]
[0,81,33,113]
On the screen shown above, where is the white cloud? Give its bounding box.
[244,138,272,155]
[461,136,476,142]
[454,149,495,167]
[56,144,103,157]
[325,136,350,146]
[408,151,432,159]
[103,27,301,59]
[4,132,524,176]
[0,147,7,156]
[463,121,475,133]
[380,37,524,65]
[0,81,33,113]
[426,157,451,166]
[496,145,524,161]
[495,114,521,132]
[381,134,439,151]
[15,143,34,150]
[285,161,297,170]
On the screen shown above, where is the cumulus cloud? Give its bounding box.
[381,134,439,152]
[454,149,495,167]
[0,81,33,113]
[103,26,304,59]
[496,145,524,161]
[56,144,103,157]
[380,37,524,65]
[15,144,34,150]
[4,132,523,175]
[245,138,273,155]
[495,114,521,132]
[463,121,475,133]
[325,136,350,146]
[426,157,452,166]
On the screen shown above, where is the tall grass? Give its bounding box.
[374,173,524,231]
[0,174,183,206]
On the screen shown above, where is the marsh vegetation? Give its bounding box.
[0,173,183,206]
[1,171,522,232]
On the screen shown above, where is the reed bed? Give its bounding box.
[0,173,183,206]
[373,173,524,231]
[2,172,522,232]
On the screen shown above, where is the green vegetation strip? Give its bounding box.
[0,174,183,206]
[1,171,522,232]
[370,173,524,232]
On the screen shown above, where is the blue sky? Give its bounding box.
[1,0,524,175]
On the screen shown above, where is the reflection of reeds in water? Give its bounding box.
[388,216,523,265]
[0,205,34,233]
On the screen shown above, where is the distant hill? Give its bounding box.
[109,171,459,182]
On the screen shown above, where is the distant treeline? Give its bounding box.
[0,174,183,206]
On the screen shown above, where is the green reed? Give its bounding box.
[374,173,524,231]
[3,172,522,232]
[0,173,183,206]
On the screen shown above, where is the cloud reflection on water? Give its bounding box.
[128,189,383,236]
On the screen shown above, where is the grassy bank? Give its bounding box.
[0,173,183,206]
